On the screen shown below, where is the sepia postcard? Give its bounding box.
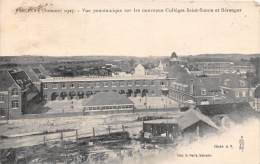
[0,0,260,163]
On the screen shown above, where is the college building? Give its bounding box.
[40,75,173,101]
[0,70,39,117]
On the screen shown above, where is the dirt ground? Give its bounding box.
[42,96,178,114]
[0,111,180,149]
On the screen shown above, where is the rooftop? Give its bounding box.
[0,70,17,91]
[143,117,179,125]
[40,75,167,83]
[197,102,256,121]
[9,71,32,89]
[83,91,134,107]
[178,109,219,130]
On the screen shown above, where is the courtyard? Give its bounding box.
[43,96,178,114]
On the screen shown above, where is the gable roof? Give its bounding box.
[9,71,32,89]
[197,102,257,120]
[167,65,194,84]
[220,73,248,88]
[177,109,219,131]
[0,70,16,91]
[83,91,134,107]
[193,77,221,95]
[22,66,40,82]
[135,64,145,70]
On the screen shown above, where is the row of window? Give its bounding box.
[235,91,247,98]
[224,79,246,87]
[87,105,133,110]
[43,80,165,89]
[0,90,19,103]
[0,97,19,108]
[171,83,186,92]
[170,87,207,97]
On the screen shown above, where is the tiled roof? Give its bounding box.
[177,109,219,130]
[0,70,16,91]
[83,91,134,107]
[167,65,194,84]
[9,71,32,89]
[168,65,221,95]
[40,75,166,83]
[197,102,256,121]
[23,66,40,82]
[193,77,221,95]
[220,73,248,88]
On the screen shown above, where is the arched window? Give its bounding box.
[11,88,18,96]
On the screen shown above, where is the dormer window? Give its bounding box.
[11,88,18,96]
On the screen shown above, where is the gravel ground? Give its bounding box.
[0,111,180,149]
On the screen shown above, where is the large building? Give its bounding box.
[41,75,173,101]
[167,63,223,105]
[188,60,254,76]
[0,70,39,117]
[219,73,253,101]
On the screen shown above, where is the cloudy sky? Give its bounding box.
[0,0,260,57]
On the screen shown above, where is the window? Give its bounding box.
[11,100,19,108]
[43,95,48,100]
[135,81,140,86]
[11,88,18,96]
[241,91,246,97]
[43,83,48,89]
[96,82,100,87]
[257,99,260,110]
[151,81,154,85]
[52,83,58,89]
[201,89,207,96]
[190,84,194,94]
[86,82,91,88]
[141,81,145,86]
[61,83,66,89]
[0,94,4,102]
[112,81,117,87]
[104,82,108,87]
[78,83,84,88]
[235,91,239,97]
[120,81,124,86]
[128,81,132,86]
[249,90,253,97]
[71,83,75,88]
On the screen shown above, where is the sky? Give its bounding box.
[0,0,260,57]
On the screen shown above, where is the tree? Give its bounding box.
[129,59,135,68]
